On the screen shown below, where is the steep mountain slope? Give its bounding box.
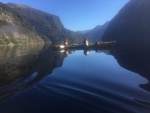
[101,0,150,91]
[0,2,46,45]
[7,3,85,44]
[102,0,150,51]
[85,21,109,42]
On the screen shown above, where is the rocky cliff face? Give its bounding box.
[7,3,85,44]
[0,2,47,45]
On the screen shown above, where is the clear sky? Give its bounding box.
[1,0,129,31]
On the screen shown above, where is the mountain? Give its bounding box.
[0,2,48,45]
[101,0,150,91]
[85,21,109,42]
[102,0,150,52]
[7,3,85,44]
[77,30,91,34]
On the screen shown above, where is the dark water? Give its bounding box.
[0,45,150,113]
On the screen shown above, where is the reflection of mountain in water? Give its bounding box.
[0,44,66,99]
[111,49,150,92]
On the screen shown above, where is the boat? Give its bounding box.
[52,41,116,51]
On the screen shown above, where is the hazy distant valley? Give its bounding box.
[79,21,109,42]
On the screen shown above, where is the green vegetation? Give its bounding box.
[0,3,48,45]
[7,3,85,45]
[0,2,86,46]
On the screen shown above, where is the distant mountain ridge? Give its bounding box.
[77,30,91,34]
[85,22,109,42]
[7,2,30,8]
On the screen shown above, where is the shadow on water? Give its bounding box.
[110,44,150,93]
[0,44,66,100]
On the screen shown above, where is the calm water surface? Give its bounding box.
[0,45,150,113]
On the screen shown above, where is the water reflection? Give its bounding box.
[0,46,150,113]
[83,49,90,55]
[0,45,108,100]
[0,44,66,100]
[111,47,150,93]
[59,48,113,57]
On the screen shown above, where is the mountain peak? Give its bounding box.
[6,3,31,8]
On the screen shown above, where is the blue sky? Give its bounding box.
[1,0,129,31]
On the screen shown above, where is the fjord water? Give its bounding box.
[0,45,150,113]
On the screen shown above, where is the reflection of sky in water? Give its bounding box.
[41,50,150,102]
[51,50,147,85]
[0,50,150,113]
